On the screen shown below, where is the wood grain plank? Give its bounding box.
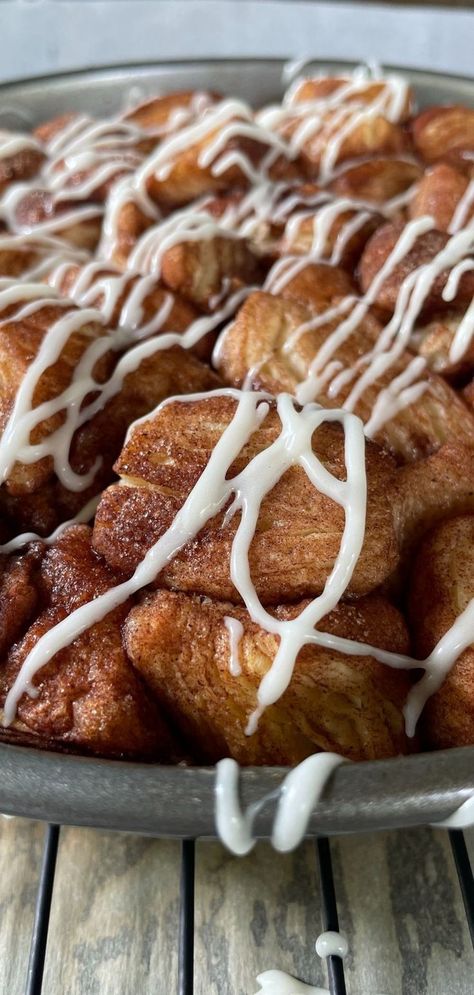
[41,828,180,995]
[194,839,328,995]
[194,832,474,995]
[0,816,44,995]
[1,819,472,995]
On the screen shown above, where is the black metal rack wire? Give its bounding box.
[23,823,474,995]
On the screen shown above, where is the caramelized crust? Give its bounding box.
[145,124,302,208]
[408,516,474,749]
[0,526,176,759]
[413,311,474,379]
[8,189,102,251]
[279,206,381,270]
[0,291,219,522]
[159,234,263,310]
[0,544,42,658]
[216,290,474,462]
[0,141,45,194]
[276,261,356,310]
[122,91,218,130]
[92,393,400,602]
[124,589,412,764]
[358,221,474,314]
[410,105,474,163]
[393,443,474,567]
[290,78,413,123]
[329,158,422,205]
[409,163,472,232]
[0,303,109,494]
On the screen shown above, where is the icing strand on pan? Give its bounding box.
[215,750,474,860]
[215,753,345,854]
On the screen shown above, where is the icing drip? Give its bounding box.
[215,751,474,857]
[215,753,345,855]
[255,972,328,995]
[315,932,348,960]
[224,616,244,676]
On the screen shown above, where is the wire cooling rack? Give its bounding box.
[23,824,474,995]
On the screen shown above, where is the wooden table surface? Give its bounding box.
[1,817,473,994]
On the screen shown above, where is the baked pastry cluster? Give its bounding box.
[0,68,473,765]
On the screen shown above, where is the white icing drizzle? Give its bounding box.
[265,216,474,435]
[0,494,100,554]
[441,258,474,363]
[224,616,244,677]
[46,258,176,341]
[2,391,369,725]
[215,753,345,855]
[126,207,241,277]
[0,130,41,159]
[0,180,103,238]
[258,65,409,184]
[448,179,474,234]
[2,383,473,736]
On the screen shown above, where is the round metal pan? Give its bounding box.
[0,59,473,837]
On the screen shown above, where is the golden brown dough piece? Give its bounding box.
[122,90,218,131]
[144,109,302,209]
[157,232,263,310]
[276,78,413,178]
[358,221,474,314]
[0,526,176,759]
[124,588,413,764]
[277,260,357,310]
[289,78,413,123]
[43,260,210,356]
[0,132,45,194]
[410,105,474,163]
[278,201,381,270]
[216,290,474,462]
[409,162,473,232]
[329,158,422,206]
[0,234,87,280]
[413,311,474,380]
[93,393,399,602]
[103,198,158,269]
[0,292,220,531]
[408,515,474,749]
[392,442,474,568]
[6,187,103,251]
